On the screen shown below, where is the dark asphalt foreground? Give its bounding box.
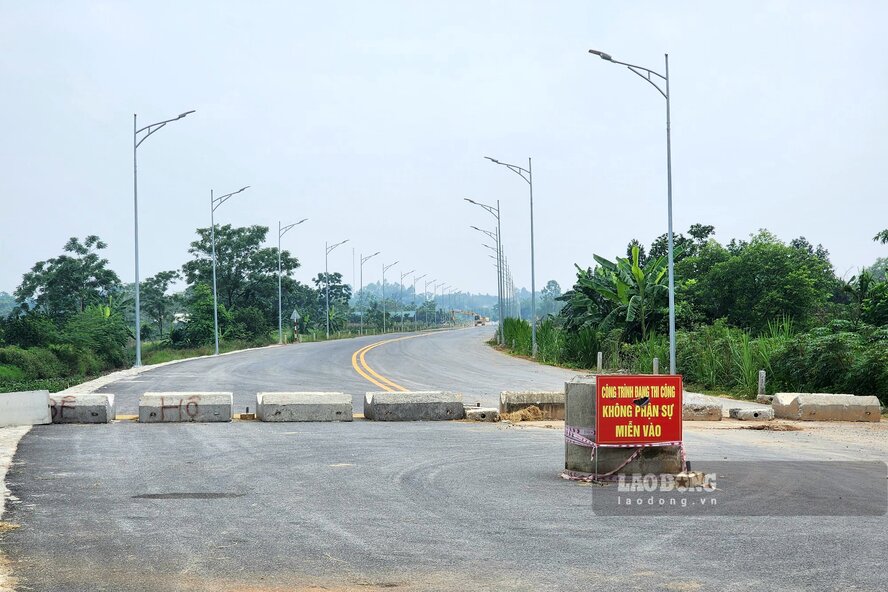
[97,327,577,414]
[4,421,887,592]
[2,327,887,591]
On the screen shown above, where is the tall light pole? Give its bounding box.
[132,109,195,366]
[210,186,249,356]
[469,217,504,343]
[588,49,676,375]
[359,251,380,335]
[465,198,504,343]
[413,273,426,329]
[424,278,436,328]
[382,261,398,333]
[485,157,537,357]
[278,218,307,344]
[399,269,415,330]
[325,239,349,339]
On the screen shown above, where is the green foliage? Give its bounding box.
[862,280,888,326]
[0,346,65,379]
[768,321,888,403]
[0,314,59,348]
[690,231,836,333]
[140,270,181,339]
[230,306,271,342]
[62,305,130,369]
[586,245,673,339]
[14,235,121,321]
[182,225,299,328]
[502,318,532,356]
[172,284,232,348]
[0,292,15,318]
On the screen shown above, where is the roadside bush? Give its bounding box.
[502,318,532,356]
[0,314,59,348]
[230,306,270,342]
[48,343,103,377]
[562,326,602,369]
[535,318,565,365]
[0,346,65,379]
[63,306,129,369]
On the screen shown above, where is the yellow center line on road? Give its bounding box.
[351,333,431,392]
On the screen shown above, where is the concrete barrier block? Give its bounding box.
[0,390,51,427]
[49,394,115,424]
[364,391,464,421]
[728,407,774,421]
[499,391,564,419]
[682,402,722,421]
[256,392,352,422]
[139,392,232,423]
[465,407,499,422]
[773,393,881,422]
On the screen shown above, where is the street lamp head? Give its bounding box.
[588,49,613,61]
[484,156,501,164]
[177,110,197,119]
[297,218,308,225]
[236,185,250,194]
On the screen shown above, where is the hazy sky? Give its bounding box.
[1,1,886,297]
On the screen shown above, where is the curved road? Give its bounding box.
[4,326,887,591]
[96,326,579,414]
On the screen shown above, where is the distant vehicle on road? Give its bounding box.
[474,314,489,326]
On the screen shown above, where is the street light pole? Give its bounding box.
[465,198,505,344]
[485,157,536,358]
[382,261,398,333]
[325,239,349,339]
[413,273,426,330]
[588,49,676,374]
[132,109,195,366]
[278,218,307,344]
[424,278,436,328]
[399,269,414,331]
[359,251,380,335]
[210,186,250,356]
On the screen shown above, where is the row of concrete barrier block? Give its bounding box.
[0,390,473,425]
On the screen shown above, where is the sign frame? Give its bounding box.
[595,374,683,446]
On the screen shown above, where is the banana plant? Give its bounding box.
[582,244,678,340]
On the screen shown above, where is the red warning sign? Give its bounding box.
[595,375,683,446]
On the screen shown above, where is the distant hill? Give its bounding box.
[0,292,16,318]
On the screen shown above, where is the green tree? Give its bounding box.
[140,270,180,339]
[540,280,562,316]
[313,273,352,305]
[181,225,300,323]
[172,284,233,347]
[15,236,121,321]
[694,230,835,333]
[874,229,888,245]
[0,292,15,318]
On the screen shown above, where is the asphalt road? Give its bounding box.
[2,327,887,591]
[95,326,578,414]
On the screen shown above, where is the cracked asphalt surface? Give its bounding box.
[2,327,887,591]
